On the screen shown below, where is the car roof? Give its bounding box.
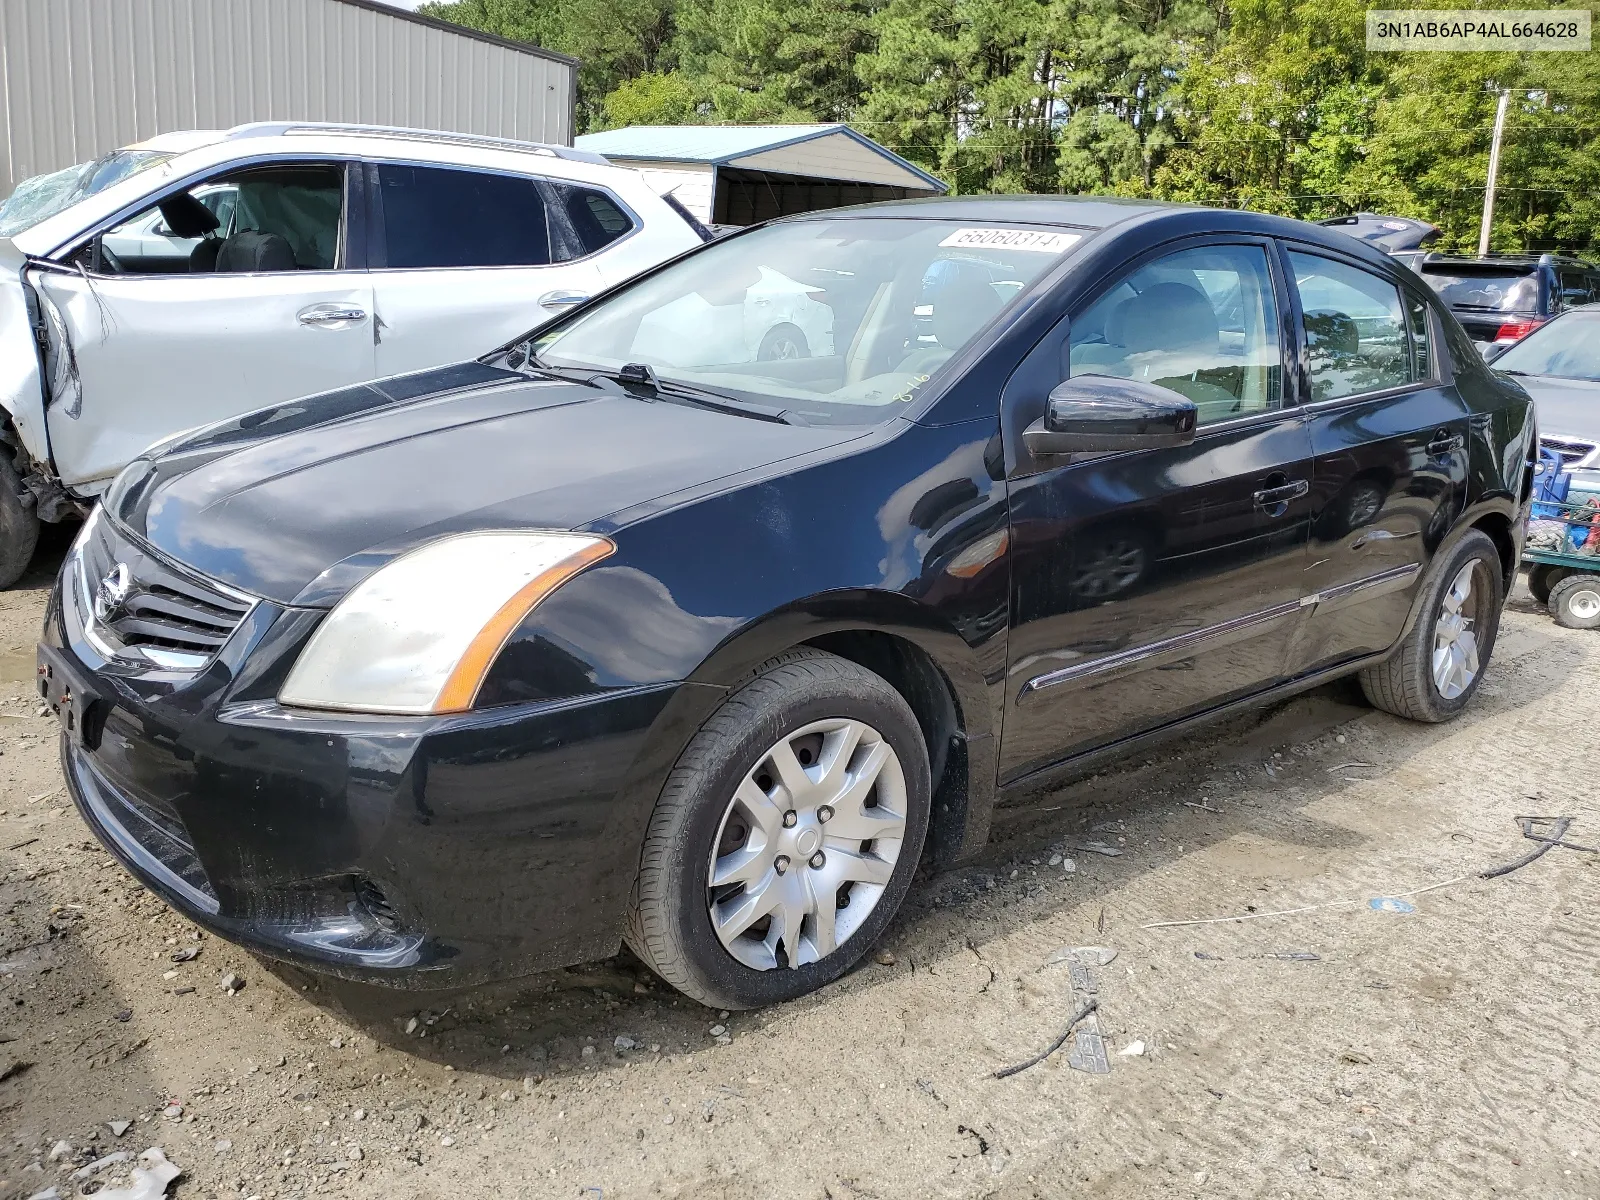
[11,123,637,258]
[768,195,1416,269]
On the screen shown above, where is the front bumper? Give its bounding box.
[41,547,691,987]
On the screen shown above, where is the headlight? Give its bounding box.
[279,531,613,714]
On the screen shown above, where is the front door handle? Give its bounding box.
[297,302,367,326]
[1253,479,1309,510]
[1427,432,1465,456]
[539,289,591,311]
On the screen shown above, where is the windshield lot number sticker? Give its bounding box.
[939,228,1081,254]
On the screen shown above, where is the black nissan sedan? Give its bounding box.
[39,198,1534,1009]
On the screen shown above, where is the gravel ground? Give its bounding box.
[2,538,1597,1200]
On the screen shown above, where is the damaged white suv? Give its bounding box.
[0,122,708,585]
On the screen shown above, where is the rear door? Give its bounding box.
[1282,244,1469,672]
[31,161,374,491]
[366,162,605,378]
[1000,237,1314,781]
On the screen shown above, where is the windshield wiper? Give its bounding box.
[607,362,802,425]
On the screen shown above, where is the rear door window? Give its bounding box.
[376,164,550,269]
[1289,252,1417,401]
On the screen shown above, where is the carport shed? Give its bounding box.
[573,124,948,225]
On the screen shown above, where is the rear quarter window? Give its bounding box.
[555,185,635,257]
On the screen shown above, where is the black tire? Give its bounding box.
[1359,530,1502,723]
[1548,573,1600,630]
[0,455,40,590]
[1527,563,1565,607]
[625,649,930,1009]
[756,323,809,362]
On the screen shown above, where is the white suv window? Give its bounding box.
[375,163,551,268]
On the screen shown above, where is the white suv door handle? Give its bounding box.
[538,290,591,311]
[297,303,367,326]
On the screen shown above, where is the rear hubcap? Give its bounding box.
[1432,561,1481,700]
[706,718,906,971]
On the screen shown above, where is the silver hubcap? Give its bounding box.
[706,718,907,971]
[1432,561,1481,699]
[1568,588,1600,620]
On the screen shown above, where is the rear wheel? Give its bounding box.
[1359,530,1502,723]
[1527,563,1566,606]
[1548,574,1600,630]
[625,649,930,1009]
[0,455,40,589]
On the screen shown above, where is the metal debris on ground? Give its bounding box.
[1325,762,1372,772]
[1067,840,1123,858]
[1064,949,1112,1075]
[74,1149,180,1200]
[992,998,1099,1080]
[1479,816,1597,879]
[1181,801,1222,814]
[1263,951,1321,961]
[1044,945,1117,968]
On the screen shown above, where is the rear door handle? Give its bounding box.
[1427,433,1465,456]
[1253,479,1309,509]
[538,290,591,311]
[297,302,367,326]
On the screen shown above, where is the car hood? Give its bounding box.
[109,362,864,606]
[1515,373,1600,443]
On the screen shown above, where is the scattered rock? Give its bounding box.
[353,1108,366,1121]
[108,1120,132,1137]
[873,949,896,966]
[169,947,199,963]
[709,1025,727,1037]
[161,1103,183,1120]
[1117,1040,1146,1057]
[113,1008,133,1022]
[47,1140,74,1162]
[614,1035,637,1051]
[439,1136,455,1147]
[25,1186,60,1200]
[404,1018,419,1035]
[219,972,244,994]
[172,987,195,996]
[1340,1050,1373,1065]
[349,1146,363,1161]
[329,1036,343,1049]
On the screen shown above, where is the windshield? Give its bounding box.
[531,217,1082,425]
[0,149,176,237]
[1421,267,1538,312]
[1494,312,1600,381]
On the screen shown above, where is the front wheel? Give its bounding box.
[0,455,40,589]
[1359,530,1502,723]
[1549,573,1600,629]
[625,649,930,1009]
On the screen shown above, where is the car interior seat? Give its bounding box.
[150,194,223,272]
[894,263,1006,378]
[214,229,298,273]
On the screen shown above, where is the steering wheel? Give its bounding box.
[95,240,126,275]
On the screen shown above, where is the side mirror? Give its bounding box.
[1024,375,1198,456]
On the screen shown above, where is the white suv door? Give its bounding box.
[33,161,374,490]
[365,162,612,377]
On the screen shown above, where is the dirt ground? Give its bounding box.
[2,533,1597,1200]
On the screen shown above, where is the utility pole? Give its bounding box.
[1478,89,1511,256]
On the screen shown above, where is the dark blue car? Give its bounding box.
[39,197,1534,1008]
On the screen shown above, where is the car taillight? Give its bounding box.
[1495,318,1544,341]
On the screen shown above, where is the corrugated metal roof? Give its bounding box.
[576,124,946,192]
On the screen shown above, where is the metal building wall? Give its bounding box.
[0,0,576,197]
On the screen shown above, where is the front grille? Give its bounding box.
[1542,435,1599,469]
[74,512,255,671]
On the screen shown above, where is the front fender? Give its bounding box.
[0,239,52,467]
